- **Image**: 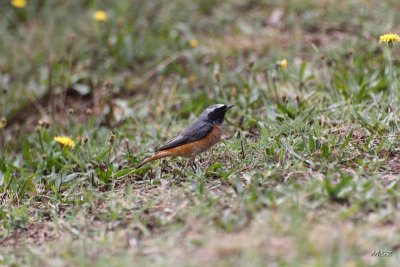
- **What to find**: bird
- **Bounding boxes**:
[136,104,234,169]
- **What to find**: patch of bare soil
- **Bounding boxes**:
[0,223,55,248]
[379,150,400,182]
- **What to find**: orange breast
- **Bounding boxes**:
[157,124,222,158]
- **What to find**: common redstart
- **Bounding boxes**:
[137,104,234,169]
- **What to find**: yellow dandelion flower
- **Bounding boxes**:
[11,0,27,8]
[93,10,108,22]
[188,39,199,48]
[379,33,400,44]
[54,136,75,149]
[276,59,288,69]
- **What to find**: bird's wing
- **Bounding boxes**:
[155,119,213,151]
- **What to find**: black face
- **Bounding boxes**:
[200,104,234,125]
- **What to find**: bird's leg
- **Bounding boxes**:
[190,157,198,171]
[192,158,198,169]
[185,156,196,171]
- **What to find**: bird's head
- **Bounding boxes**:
[199,104,234,125]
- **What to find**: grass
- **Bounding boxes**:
[1,0,400,266]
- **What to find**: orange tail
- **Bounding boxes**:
[136,151,172,168]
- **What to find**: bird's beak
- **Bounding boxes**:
[226,105,235,110]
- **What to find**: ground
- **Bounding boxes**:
[1,0,400,266]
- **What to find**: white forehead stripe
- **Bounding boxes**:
[205,104,226,113]
[207,104,225,111]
